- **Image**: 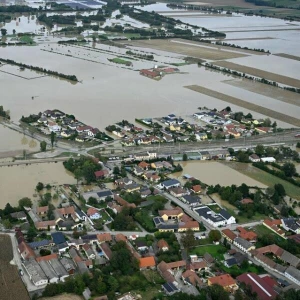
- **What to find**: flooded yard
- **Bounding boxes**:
[0,162,76,208]
[169,160,266,187]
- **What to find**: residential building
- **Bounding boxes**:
[87,207,101,220]
[263,219,286,238]
[281,218,300,234]
[182,270,203,287]
[97,233,112,244]
[234,237,256,253]
[10,211,27,221]
[135,240,148,252]
[159,179,181,190]
[23,259,48,286]
[191,185,201,194]
[222,229,237,244]
[51,232,66,245]
[181,195,201,206]
[36,206,48,215]
[162,282,179,296]
[83,244,96,260]
[169,187,189,198]
[261,157,276,163]
[208,274,238,292]
[139,256,156,270]
[285,266,300,286]
[159,207,184,221]
[237,227,257,242]
[18,242,35,260]
[157,239,169,252]
[236,273,277,300]
[249,154,260,162]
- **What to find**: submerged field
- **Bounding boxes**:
[223,161,300,199]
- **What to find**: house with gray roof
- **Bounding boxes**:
[234,237,256,254]
[23,259,48,287]
[285,266,300,285]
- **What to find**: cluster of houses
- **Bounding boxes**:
[139,67,179,80]
[263,218,300,239]
[27,203,86,231]
[222,223,300,287]
[33,109,102,142]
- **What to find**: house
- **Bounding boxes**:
[255,127,273,134]
[138,161,150,170]
[61,130,75,138]
[237,227,257,242]
[100,242,112,260]
[234,237,256,253]
[181,195,201,207]
[18,242,35,260]
[222,229,237,244]
[88,128,100,137]
[249,154,260,162]
[51,232,66,245]
[159,179,181,190]
[10,211,27,221]
[263,219,285,238]
[189,260,208,272]
[35,220,56,231]
[97,233,112,244]
[87,207,101,220]
[159,207,183,221]
[195,133,207,141]
[219,209,236,225]
[48,123,61,133]
[83,244,96,260]
[60,257,76,275]
[115,233,127,243]
[133,166,144,176]
[191,185,201,194]
[199,151,210,160]
[281,218,300,234]
[139,256,156,270]
[169,187,189,198]
[94,170,109,180]
[140,69,160,79]
[157,239,169,252]
[261,157,276,163]
[162,282,179,296]
[134,151,157,161]
[23,259,48,287]
[37,206,49,215]
[208,274,238,292]
[285,266,300,286]
[135,240,148,252]
[178,221,199,232]
[182,270,203,287]
[236,273,277,300]
[157,261,177,285]
[28,240,52,250]
[203,253,214,265]
[115,177,133,186]
[124,183,141,193]
[240,198,254,205]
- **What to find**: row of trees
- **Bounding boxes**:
[0,105,10,119]
[0,58,78,82]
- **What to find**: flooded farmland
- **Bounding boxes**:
[169,160,266,187]
[0,162,76,208]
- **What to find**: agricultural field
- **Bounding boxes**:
[225,162,300,200]
[224,79,300,107]
[213,61,300,88]
[123,39,247,60]
[0,235,30,300]
[185,85,300,127]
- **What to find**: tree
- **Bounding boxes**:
[12,29,16,35]
[238,183,249,197]
[50,131,56,148]
[36,182,44,192]
[181,229,196,251]
[236,151,249,162]
[282,162,296,177]
[3,219,12,229]
[1,28,7,36]
[40,141,47,151]
[113,166,120,175]
[107,276,119,292]
[263,118,271,127]
[274,183,286,197]
[255,144,265,157]
[19,197,32,208]
[40,249,51,256]
[209,230,221,242]
[183,153,188,161]
[27,226,37,242]
[208,284,230,300]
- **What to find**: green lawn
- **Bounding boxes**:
[109,57,132,66]
[220,263,265,278]
[19,35,35,45]
[253,224,286,247]
[190,244,226,260]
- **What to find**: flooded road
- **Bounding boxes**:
[0,162,76,208]
[169,160,266,187]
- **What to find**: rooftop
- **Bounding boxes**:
[208,274,236,287]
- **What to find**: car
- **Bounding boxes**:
[295,134,300,138]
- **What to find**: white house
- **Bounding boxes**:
[233,237,255,254]
[249,154,260,163]
[48,124,61,133]
[261,157,276,163]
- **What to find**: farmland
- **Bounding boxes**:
[122,39,247,60]
[0,234,30,300]
[185,85,300,127]
[213,61,300,88]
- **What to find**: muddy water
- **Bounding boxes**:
[169,160,266,187]
[0,162,76,208]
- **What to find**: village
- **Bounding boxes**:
[1,134,300,300]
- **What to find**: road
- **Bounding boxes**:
[0,157,70,167]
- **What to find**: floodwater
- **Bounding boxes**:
[0,162,76,208]
[169,160,266,187]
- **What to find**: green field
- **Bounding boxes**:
[252,224,286,247]
[109,57,133,66]
[190,244,226,260]
[19,35,35,45]
[226,162,300,199]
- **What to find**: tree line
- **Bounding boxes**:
[0,58,78,82]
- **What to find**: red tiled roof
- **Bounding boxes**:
[241,198,254,205]
[157,239,169,250]
[36,253,58,262]
[208,274,236,287]
[97,233,112,243]
[139,256,156,268]
[36,206,48,213]
[87,207,99,216]
[167,260,186,269]
[182,270,203,286]
[115,234,127,242]
[192,185,201,193]
[222,229,237,241]
[159,207,183,217]
[140,69,159,77]
[237,227,257,241]
[18,241,35,259]
[179,221,199,229]
[237,273,277,300]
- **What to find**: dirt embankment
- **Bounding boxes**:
[274,53,300,62]
[185,85,300,127]
[213,61,300,88]
[122,39,247,60]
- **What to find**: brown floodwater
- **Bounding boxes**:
[169,160,266,187]
[0,162,76,208]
